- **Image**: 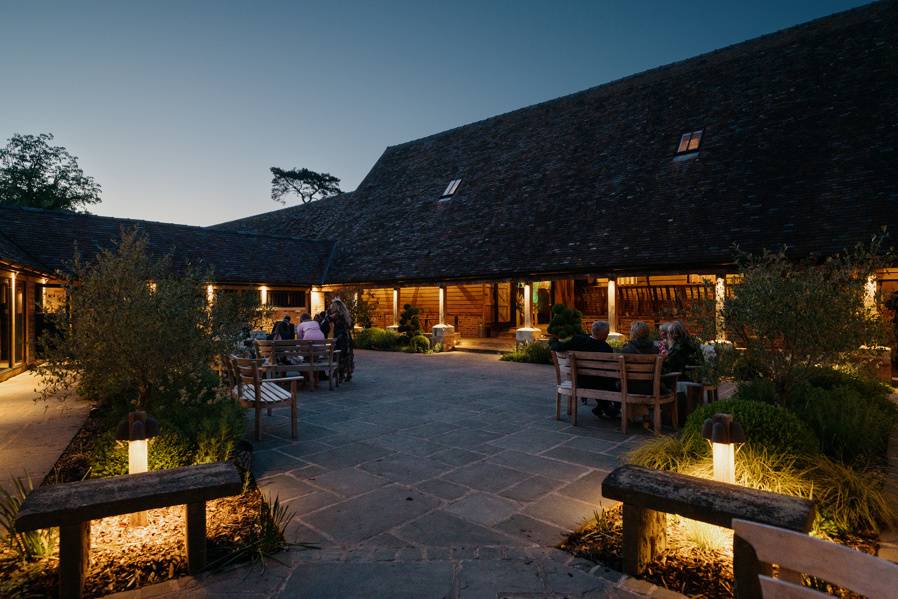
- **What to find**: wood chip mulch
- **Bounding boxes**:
[1,407,279,599]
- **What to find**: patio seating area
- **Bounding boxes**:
[111,349,664,598]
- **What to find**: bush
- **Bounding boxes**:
[91,430,194,477]
[547,304,584,340]
[398,304,421,340]
[807,456,898,535]
[408,334,430,353]
[500,341,553,364]
[732,378,778,404]
[683,399,819,457]
[788,380,898,467]
[355,326,401,350]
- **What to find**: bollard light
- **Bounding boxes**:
[701,413,745,484]
[115,411,160,526]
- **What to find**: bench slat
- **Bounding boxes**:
[16,462,243,530]
[602,465,815,531]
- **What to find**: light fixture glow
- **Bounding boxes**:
[701,413,744,485]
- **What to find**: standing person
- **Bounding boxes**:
[328,299,354,382]
[315,311,331,338]
[296,312,325,341]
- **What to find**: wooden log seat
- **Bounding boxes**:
[15,462,243,599]
[602,465,815,599]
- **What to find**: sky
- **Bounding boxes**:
[0,0,871,226]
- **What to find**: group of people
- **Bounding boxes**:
[268,298,355,382]
[551,318,701,420]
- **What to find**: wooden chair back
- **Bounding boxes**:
[230,355,261,399]
[732,518,898,599]
[569,352,624,384]
[618,353,664,397]
[552,351,573,385]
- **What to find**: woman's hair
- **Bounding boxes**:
[329,299,352,328]
[300,312,311,322]
[629,320,650,340]
[668,320,690,341]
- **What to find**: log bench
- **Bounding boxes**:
[15,462,243,599]
[602,465,815,599]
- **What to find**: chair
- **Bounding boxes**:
[617,353,678,434]
[255,339,318,389]
[552,351,576,422]
[732,518,898,598]
[229,355,300,441]
[303,340,339,390]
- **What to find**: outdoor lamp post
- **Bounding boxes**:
[115,411,160,526]
[701,413,745,484]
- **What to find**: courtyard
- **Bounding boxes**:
[108,349,657,598]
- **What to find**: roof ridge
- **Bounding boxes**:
[384,0,886,151]
[0,204,334,246]
[211,191,354,228]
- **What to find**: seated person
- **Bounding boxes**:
[552,321,619,419]
[663,320,701,378]
[270,315,295,340]
[620,320,660,396]
[296,312,326,341]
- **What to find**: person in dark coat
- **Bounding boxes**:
[552,321,618,419]
[270,315,295,340]
[664,320,702,378]
[327,299,354,382]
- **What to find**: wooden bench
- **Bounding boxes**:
[733,518,898,598]
[15,462,243,599]
[602,465,815,599]
[553,351,678,433]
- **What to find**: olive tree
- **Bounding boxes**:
[37,229,267,411]
[723,237,890,402]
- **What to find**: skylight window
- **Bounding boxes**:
[440,179,462,199]
[676,129,703,155]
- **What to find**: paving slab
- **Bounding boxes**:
[105,351,667,599]
[303,484,439,543]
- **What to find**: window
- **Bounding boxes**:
[268,290,306,308]
[676,129,703,155]
[440,178,462,199]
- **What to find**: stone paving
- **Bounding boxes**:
[113,350,678,598]
[0,370,90,496]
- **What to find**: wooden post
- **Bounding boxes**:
[523,282,533,328]
[438,285,446,325]
[184,502,207,574]
[733,533,769,599]
[621,504,667,576]
[392,287,400,325]
[59,521,90,599]
[715,276,726,340]
[607,278,618,334]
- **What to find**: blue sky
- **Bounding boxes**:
[0,0,869,226]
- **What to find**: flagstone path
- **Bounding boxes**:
[113,350,681,598]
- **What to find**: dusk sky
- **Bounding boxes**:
[1,0,869,226]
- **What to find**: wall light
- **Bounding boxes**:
[701,413,745,484]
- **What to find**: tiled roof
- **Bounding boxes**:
[0,206,335,286]
[214,1,898,284]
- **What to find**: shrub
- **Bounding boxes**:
[683,399,819,457]
[547,303,584,340]
[355,326,401,350]
[626,434,700,471]
[732,378,778,404]
[807,456,898,535]
[500,341,553,364]
[788,381,898,467]
[408,334,430,353]
[720,238,890,401]
[91,430,194,477]
[398,304,421,340]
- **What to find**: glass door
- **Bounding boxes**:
[0,277,10,370]
[14,281,24,365]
